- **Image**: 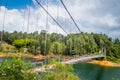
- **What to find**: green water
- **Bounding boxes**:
[73,62,120,80]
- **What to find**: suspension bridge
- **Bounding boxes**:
[35,48,106,72]
[0,0,107,72]
[35,54,106,72]
[35,0,106,71]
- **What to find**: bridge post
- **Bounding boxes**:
[102,48,106,60]
[104,48,106,56]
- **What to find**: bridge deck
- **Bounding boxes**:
[35,54,105,72]
[62,54,105,64]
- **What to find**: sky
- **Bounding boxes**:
[0,0,120,39]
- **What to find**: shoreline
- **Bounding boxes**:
[0,53,70,60]
[0,53,45,59]
[1,53,120,67]
[88,60,120,67]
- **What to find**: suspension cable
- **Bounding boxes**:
[60,0,82,32]
[35,0,68,35]
[56,0,59,34]
[60,0,86,41]
[27,1,31,34]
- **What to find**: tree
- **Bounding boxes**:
[50,42,66,54]
[13,39,36,48]
[114,38,120,44]
[12,39,36,53]
[12,39,25,48]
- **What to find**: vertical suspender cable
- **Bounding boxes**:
[0,0,2,10]
[0,7,6,43]
[56,0,59,34]
[22,10,26,38]
[27,6,30,36]
[44,0,48,55]
[0,1,7,46]
[23,0,29,39]
[43,0,49,68]
[35,12,39,54]
[25,0,31,49]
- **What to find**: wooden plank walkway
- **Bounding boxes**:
[62,54,105,64]
[35,54,105,72]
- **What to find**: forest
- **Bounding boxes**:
[0,30,120,61]
[0,30,120,80]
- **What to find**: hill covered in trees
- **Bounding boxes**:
[0,30,120,61]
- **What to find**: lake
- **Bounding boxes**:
[74,62,120,80]
[0,57,120,80]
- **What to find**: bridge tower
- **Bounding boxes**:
[102,48,106,58]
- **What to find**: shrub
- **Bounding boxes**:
[0,58,38,80]
[41,59,80,80]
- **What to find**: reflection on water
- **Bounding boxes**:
[73,62,120,80]
[1,57,120,80]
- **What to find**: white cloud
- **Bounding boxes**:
[85,14,119,27]
[0,0,120,38]
[0,6,23,32]
[0,6,65,35]
[99,14,119,27]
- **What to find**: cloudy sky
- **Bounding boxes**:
[0,0,120,39]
